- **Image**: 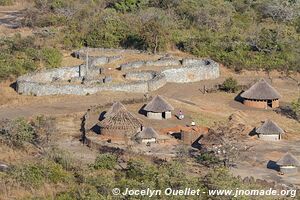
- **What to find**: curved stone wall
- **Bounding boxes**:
[147,73,167,92]
[16,48,220,96]
[162,59,219,83]
[125,71,156,81]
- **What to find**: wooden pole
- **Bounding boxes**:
[85,48,89,78]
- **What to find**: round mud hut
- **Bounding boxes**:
[104,101,126,118]
[256,120,284,141]
[277,153,300,174]
[135,127,159,144]
[241,79,281,109]
[99,106,143,141]
[144,95,174,120]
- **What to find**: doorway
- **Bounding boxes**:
[267,100,272,108]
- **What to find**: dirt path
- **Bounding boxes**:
[0,91,145,120]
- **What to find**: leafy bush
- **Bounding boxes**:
[291,98,300,120]
[8,160,71,188]
[55,185,102,200]
[114,0,148,13]
[0,34,63,80]
[0,0,13,6]
[0,118,36,148]
[45,147,75,171]
[196,152,222,166]
[92,153,117,170]
[41,48,63,68]
[220,77,239,93]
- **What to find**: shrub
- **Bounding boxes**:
[126,159,158,182]
[196,152,222,166]
[45,147,75,171]
[8,160,71,188]
[291,98,300,120]
[0,118,36,148]
[0,0,13,6]
[92,154,117,170]
[114,0,148,13]
[41,48,63,68]
[220,77,239,93]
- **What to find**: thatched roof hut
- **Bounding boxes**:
[256,120,284,135]
[144,95,174,112]
[136,127,159,139]
[277,153,300,166]
[144,95,174,119]
[104,101,126,117]
[241,79,281,108]
[256,120,284,141]
[99,107,143,138]
[241,79,281,100]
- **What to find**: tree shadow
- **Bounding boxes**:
[248,128,257,137]
[275,105,298,121]
[234,90,244,103]
[98,111,107,121]
[120,34,146,50]
[138,104,147,116]
[267,160,279,172]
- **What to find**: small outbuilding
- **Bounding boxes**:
[135,127,159,144]
[104,101,126,118]
[99,106,143,140]
[256,120,284,141]
[143,95,174,120]
[277,153,300,174]
[241,79,281,109]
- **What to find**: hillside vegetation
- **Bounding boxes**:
[0,0,299,80]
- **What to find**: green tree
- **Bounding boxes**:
[221,77,239,93]
[291,98,300,120]
[140,16,169,53]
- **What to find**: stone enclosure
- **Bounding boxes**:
[16,48,220,96]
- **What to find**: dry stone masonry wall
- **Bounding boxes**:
[16,48,220,96]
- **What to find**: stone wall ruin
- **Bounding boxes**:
[16,48,220,96]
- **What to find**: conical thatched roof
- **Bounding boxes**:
[277,153,300,166]
[104,102,126,117]
[99,107,142,132]
[136,127,159,139]
[241,79,281,100]
[144,95,174,113]
[256,120,284,135]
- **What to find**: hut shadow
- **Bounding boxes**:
[10,82,17,91]
[91,124,101,135]
[99,111,106,121]
[267,160,279,172]
[170,132,182,140]
[248,128,257,137]
[234,91,244,103]
[191,135,203,150]
[138,104,147,116]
